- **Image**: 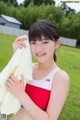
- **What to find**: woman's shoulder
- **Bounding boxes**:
[52,68,70,86]
[57,69,70,80]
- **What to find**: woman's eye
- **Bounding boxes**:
[30,42,36,44]
[43,42,49,44]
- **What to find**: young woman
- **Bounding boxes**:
[6,20,70,120]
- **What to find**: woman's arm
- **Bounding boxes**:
[6,70,70,120]
[46,70,70,120]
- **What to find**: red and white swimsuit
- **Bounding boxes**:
[25,66,60,111]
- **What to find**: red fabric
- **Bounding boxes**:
[25,84,51,110]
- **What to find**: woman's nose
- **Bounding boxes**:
[36,44,43,52]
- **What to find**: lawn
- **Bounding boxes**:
[0,34,80,120]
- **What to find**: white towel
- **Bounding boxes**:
[0,35,32,115]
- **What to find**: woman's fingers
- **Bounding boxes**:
[6,75,24,87]
[6,78,14,88]
[10,75,18,82]
[20,75,24,83]
[12,36,27,53]
[7,76,16,84]
[6,75,25,97]
[16,41,26,48]
[15,36,27,42]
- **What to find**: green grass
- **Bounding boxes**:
[0,34,16,71]
[56,46,80,120]
[0,34,80,120]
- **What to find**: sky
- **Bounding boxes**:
[17,0,80,12]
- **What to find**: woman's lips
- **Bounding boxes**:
[36,53,46,57]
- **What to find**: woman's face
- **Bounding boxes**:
[30,36,59,63]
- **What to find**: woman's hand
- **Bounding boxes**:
[6,75,25,99]
[12,36,27,53]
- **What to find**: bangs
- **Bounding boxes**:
[29,26,44,42]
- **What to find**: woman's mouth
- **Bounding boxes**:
[36,53,46,57]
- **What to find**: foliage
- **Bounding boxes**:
[68,14,80,44]
[0,0,18,6]
[23,0,55,7]
[0,1,7,14]
[60,14,80,44]
[23,0,32,7]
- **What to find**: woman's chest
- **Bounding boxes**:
[25,83,51,110]
[32,68,53,80]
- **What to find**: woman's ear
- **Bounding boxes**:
[55,38,61,48]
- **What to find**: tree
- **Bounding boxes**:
[0,1,7,14]
[23,0,32,7]
[43,0,55,5]
[1,0,18,6]
[23,0,55,7]
[33,0,55,6]
[61,2,76,16]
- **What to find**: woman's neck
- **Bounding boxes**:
[37,60,56,71]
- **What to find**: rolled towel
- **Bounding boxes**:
[0,35,32,115]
